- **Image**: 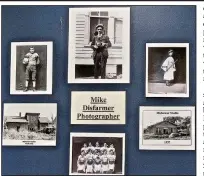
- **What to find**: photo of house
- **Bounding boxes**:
[139,106,195,150]
[143,118,191,140]
[144,120,178,135]
[2,103,57,146]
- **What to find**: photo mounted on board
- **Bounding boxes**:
[146,43,189,97]
[69,133,125,175]
[10,41,53,95]
[139,106,195,150]
[2,103,57,146]
[68,7,130,83]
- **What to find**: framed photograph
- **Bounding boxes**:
[2,103,57,146]
[146,43,189,97]
[71,91,126,125]
[69,132,125,175]
[139,106,195,150]
[10,41,53,94]
[68,7,130,83]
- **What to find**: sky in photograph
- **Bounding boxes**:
[4,104,57,121]
[142,110,191,129]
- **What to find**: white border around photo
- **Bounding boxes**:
[139,106,195,150]
[69,132,125,175]
[145,43,189,97]
[2,103,57,146]
[68,7,130,84]
[10,41,53,95]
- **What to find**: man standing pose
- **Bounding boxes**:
[91,24,112,79]
[161,49,176,86]
[23,47,40,91]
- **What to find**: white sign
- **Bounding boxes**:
[71,91,126,124]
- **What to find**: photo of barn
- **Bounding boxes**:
[2,103,57,144]
[4,112,54,132]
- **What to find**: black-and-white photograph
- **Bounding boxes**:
[2,103,57,146]
[10,42,53,94]
[68,7,130,83]
[69,133,125,175]
[146,43,189,97]
[139,106,195,150]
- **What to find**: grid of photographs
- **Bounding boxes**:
[3,6,195,176]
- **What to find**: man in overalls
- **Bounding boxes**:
[91,24,112,79]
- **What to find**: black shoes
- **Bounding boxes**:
[23,87,36,92]
[23,87,28,92]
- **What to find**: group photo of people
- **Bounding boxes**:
[70,134,124,175]
[77,142,116,174]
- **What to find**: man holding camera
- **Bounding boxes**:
[91,24,112,79]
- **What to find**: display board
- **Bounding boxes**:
[1,5,196,176]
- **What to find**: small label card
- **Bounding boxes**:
[71,91,126,124]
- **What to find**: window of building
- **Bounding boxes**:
[89,11,109,42]
[114,18,123,44]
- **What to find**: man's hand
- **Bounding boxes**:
[102,42,107,47]
[94,45,98,49]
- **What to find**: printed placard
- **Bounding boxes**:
[139,106,195,150]
[71,91,126,124]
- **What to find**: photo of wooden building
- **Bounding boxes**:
[4,112,51,132]
[144,120,178,135]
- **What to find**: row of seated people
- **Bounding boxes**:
[77,142,116,174]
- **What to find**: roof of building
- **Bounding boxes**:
[146,120,177,129]
[39,117,51,123]
[25,113,40,116]
[5,116,28,123]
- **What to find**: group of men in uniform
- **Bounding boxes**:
[77,142,116,174]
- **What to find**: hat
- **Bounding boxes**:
[95,24,104,30]
[168,49,173,53]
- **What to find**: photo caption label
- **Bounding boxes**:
[71,91,126,124]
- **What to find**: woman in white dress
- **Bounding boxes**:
[86,151,94,173]
[77,151,86,173]
[93,151,102,173]
[101,150,109,174]
[108,150,116,173]
[161,49,176,86]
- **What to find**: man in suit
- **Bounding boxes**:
[91,24,112,79]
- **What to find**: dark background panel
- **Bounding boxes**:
[1,5,196,176]
[71,137,123,173]
[16,45,47,90]
[148,47,186,83]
